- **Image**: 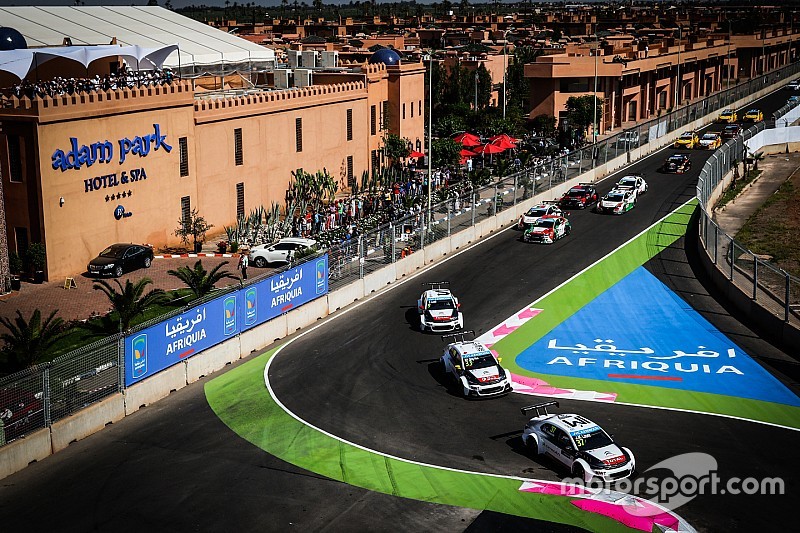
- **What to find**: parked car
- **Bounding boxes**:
[87,243,154,278]
[615,131,640,147]
[249,237,317,268]
[0,388,44,442]
[722,124,742,139]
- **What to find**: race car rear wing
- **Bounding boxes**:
[521,401,559,417]
[578,182,595,187]
[423,281,450,290]
[442,330,475,343]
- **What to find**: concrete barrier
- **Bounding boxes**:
[285,295,329,332]
[450,226,475,250]
[186,336,242,383]
[423,238,451,264]
[124,363,186,415]
[327,280,365,311]
[394,251,424,278]
[363,263,396,294]
[475,216,498,239]
[0,428,52,480]
[50,393,125,453]
[240,314,288,355]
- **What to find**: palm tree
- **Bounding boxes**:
[93,277,167,332]
[167,260,238,300]
[0,309,67,370]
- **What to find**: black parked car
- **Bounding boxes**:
[87,243,154,278]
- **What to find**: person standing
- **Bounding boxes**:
[238,252,249,280]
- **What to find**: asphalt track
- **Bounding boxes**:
[1,91,798,532]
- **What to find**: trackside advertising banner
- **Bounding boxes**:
[125,256,328,386]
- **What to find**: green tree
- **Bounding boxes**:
[564,95,603,138]
[434,113,468,138]
[531,114,557,137]
[382,133,411,170]
[167,260,238,300]
[0,309,67,370]
[507,46,542,113]
[431,138,461,168]
[93,278,168,332]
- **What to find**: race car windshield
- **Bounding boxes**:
[725,126,738,131]
[427,299,455,310]
[572,428,614,450]
[527,208,547,216]
[535,220,555,228]
[463,353,496,369]
[669,156,685,162]
[605,193,624,202]
[618,179,635,186]
[567,190,585,197]
[680,133,694,139]
[702,134,717,140]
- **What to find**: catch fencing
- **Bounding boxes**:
[2,62,800,447]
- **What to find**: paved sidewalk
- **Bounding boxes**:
[0,254,245,324]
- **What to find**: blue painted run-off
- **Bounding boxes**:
[517,267,800,407]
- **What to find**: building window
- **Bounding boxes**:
[418,100,422,117]
[179,137,189,177]
[295,118,303,152]
[234,128,243,166]
[411,102,414,118]
[346,109,353,141]
[658,91,667,109]
[370,105,376,135]
[8,136,22,183]
[236,182,245,219]
[181,196,191,226]
[371,150,379,175]
[346,155,354,188]
[402,103,406,120]
[382,101,390,130]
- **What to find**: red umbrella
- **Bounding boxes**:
[490,134,518,150]
[453,132,481,147]
[472,143,507,155]
[459,148,476,158]
[489,133,520,144]
[408,150,425,158]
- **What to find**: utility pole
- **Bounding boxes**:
[593,25,599,142]
[503,30,508,119]
[427,50,433,242]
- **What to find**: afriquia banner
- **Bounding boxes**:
[125,255,328,386]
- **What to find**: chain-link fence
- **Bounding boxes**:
[3,63,800,448]
[695,123,800,327]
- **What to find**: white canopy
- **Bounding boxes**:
[0,44,179,80]
[0,5,274,73]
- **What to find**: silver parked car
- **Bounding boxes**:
[249,237,317,267]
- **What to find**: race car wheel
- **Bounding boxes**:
[572,463,586,482]
[526,435,539,455]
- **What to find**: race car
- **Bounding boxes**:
[521,402,636,482]
[661,154,692,173]
[698,132,722,150]
[787,79,800,91]
[717,109,738,123]
[742,109,764,122]
[516,203,563,230]
[614,174,648,195]
[673,131,699,149]
[440,332,512,398]
[522,215,571,244]
[417,282,464,333]
[722,124,742,139]
[559,183,598,209]
[788,95,800,106]
[596,188,636,215]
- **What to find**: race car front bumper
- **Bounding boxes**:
[420,318,462,332]
[588,462,635,482]
[466,380,512,398]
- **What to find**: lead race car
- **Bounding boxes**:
[521,402,636,483]
[440,331,512,398]
[417,281,464,333]
[522,215,571,244]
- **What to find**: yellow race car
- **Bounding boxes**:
[698,132,722,150]
[717,109,738,123]
[743,109,764,122]
[673,131,699,149]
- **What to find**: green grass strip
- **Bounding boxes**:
[493,199,800,430]
[205,349,643,532]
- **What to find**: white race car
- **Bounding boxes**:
[417,282,464,333]
[614,174,648,195]
[440,332,512,398]
[521,402,636,482]
[596,188,636,215]
[516,203,563,229]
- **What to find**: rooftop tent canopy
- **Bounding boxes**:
[0,43,179,80]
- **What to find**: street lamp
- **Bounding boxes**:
[675,26,682,107]
[593,27,599,143]
[502,29,509,119]
[427,50,433,241]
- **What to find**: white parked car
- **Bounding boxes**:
[249,237,317,267]
[787,79,800,91]
[417,282,464,333]
[521,402,636,482]
[440,332,511,398]
[615,130,640,147]
[614,174,648,195]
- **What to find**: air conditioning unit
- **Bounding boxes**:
[301,50,318,69]
[287,50,301,68]
[319,51,339,68]
[274,69,292,89]
[295,68,313,87]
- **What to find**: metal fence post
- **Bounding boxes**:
[118,334,125,392]
[43,366,51,427]
[786,272,791,322]
[513,174,518,206]
[730,239,735,280]
[753,256,758,300]
[714,224,718,264]
[390,222,395,263]
[358,235,365,278]
[447,202,451,236]
[471,192,476,226]
[493,184,498,216]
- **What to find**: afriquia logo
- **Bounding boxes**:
[164,308,207,357]
[51,124,171,171]
[223,296,237,335]
[245,288,257,326]
[315,258,326,294]
[132,334,147,378]
[561,452,784,514]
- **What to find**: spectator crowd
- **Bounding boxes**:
[7,67,175,99]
